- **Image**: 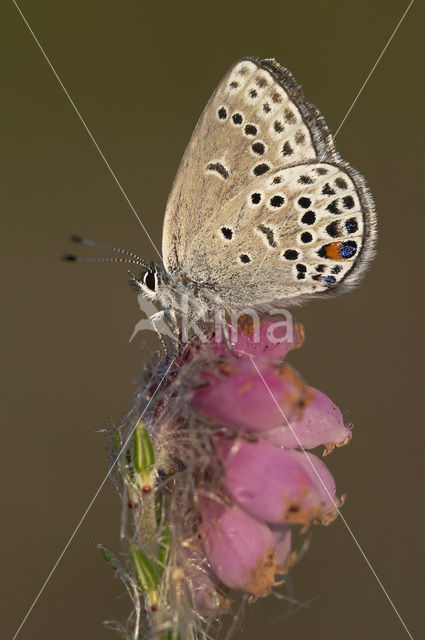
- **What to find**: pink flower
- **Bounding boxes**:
[264,386,352,454]
[284,449,341,525]
[186,316,349,596]
[124,316,349,612]
[211,314,305,361]
[193,359,311,434]
[198,496,277,596]
[215,438,333,525]
[192,341,351,454]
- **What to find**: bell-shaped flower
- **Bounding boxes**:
[198,496,277,596]
[263,387,352,453]
[215,439,330,525]
[193,359,310,434]
[211,314,305,361]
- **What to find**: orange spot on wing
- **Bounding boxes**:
[325,242,343,260]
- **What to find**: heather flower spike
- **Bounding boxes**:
[93,53,373,640]
[101,310,355,639]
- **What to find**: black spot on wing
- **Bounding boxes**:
[220,226,233,240]
[270,195,285,207]
[326,221,341,238]
[335,177,348,189]
[298,174,314,185]
[252,142,265,155]
[300,231,313,243]
[245,124,258,136]
[322,183,336,196]
[283,249,299,260]
[282,141,293,156]
[326,200,341,215]
[301,211,316,225]
[257,224,277,248]
[284,108,296,123]
[206,162,229,179]
[253,163,270,176]
[298,197,311,208]
[345,217,359,234]
[343,195,355,209]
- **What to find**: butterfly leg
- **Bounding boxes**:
[220,314,240,359]
[148,310,170,354]
[150,309,183,352]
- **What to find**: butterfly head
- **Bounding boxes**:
[131,263,164,301]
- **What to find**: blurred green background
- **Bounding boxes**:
[1,1,423,638]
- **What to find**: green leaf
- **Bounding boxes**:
[111,428,122,456]
[99,545,121,572]
[133,420,155,491]
[129,541,158,609]
[133,420,154,473]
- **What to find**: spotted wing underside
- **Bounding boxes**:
[185,161,375,308]
[162,57,332,269]
[162,57,375,308]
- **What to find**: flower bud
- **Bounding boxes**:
[211,314,304,360]
[216,439,324,525]
[284,450,341,524]
[264,387,352,452]
[199,497,276,596]
[193,360,310,434]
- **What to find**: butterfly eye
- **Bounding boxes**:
[143,270,157,292]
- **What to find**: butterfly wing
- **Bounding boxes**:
[162,57,375,308]
[183,161,375,308]
[162,57,331,269]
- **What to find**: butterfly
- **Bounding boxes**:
[69,57,376,323]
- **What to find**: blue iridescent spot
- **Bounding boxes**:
[322,276,336,284]
[345,217,358,234]
[339,241,357,259]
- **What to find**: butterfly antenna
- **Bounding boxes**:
[69,235,149,267]
[62,254,148,267]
